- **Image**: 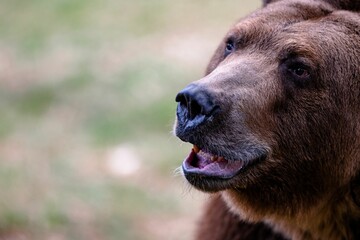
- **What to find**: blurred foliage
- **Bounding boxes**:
[0,0,260,239]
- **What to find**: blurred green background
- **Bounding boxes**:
[0,1,260,239]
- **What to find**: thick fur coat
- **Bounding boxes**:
[174,0,360,239]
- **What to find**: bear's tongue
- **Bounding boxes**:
[182,145,244,179]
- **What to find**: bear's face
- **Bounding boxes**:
[174,0,360,218]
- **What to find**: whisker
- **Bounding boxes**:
[173,166,184,177]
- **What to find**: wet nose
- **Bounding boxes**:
[175,84,218,121]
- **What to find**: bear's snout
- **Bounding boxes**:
[175,84,220,140]
[175,84,218,120]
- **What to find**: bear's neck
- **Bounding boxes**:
[223,189,360,240]
[274,196,360,240]
[266,191,360,240]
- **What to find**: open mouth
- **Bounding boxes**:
[182,145,245,179]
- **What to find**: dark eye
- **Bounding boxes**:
[224,40,235,57]
[290,66,310,78]
[280,58,314,88]
[288,64,310,79]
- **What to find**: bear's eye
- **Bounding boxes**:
[291,67,309,78]
[280,59,313,88]
[224,39,235,57]
[288,64,310,79]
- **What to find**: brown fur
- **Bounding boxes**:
[174,0,360,239]
[195,194,287,240]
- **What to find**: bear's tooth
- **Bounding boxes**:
[193,145,200,153]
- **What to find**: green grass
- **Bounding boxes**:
[0,0,261,239]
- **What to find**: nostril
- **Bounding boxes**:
[176,90,200,120]
[189,100,202,120]
[175,92,187,107]
[175,85,218,121]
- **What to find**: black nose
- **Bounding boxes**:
[175,84,218,121]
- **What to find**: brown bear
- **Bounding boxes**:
[174,0,360,239]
